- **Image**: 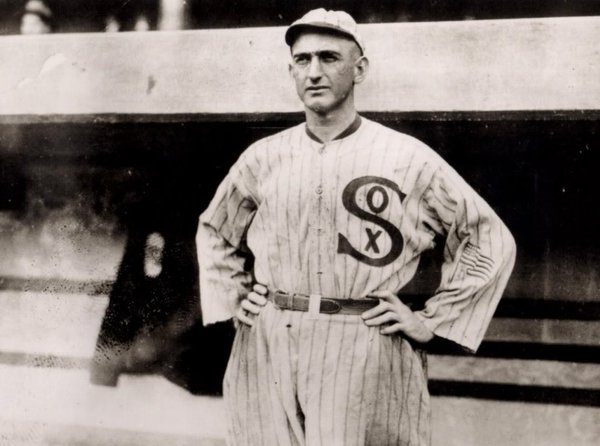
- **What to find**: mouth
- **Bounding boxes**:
[305,86,329,93]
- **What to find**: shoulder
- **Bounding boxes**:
[229,123,303,177]
[244,123,304,158]
[361,117,445,166]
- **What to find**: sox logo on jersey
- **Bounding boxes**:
[338,175,406,267]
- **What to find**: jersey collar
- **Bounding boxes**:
[305,114,362,143]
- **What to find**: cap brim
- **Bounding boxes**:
[285,23,363,54]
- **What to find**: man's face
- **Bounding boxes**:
[289,31,363,115]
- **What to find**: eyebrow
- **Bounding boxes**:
[292,50,342,59]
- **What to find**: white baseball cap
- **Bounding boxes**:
[285,8,365,55]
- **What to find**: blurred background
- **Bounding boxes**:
[0,1,599,445]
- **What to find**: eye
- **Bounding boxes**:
[293,55,310,66]
[320,53,338,63]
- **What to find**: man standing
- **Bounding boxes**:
[197,8,516,445]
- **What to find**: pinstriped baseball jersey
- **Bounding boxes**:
[197,116,516,352]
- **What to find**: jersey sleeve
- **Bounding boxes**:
[196,149,260,325]
[414,161,516,353]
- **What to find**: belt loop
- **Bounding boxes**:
[308,294,321,319]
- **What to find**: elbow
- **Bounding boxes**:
[501,225,517,276]
[506,226,517,263]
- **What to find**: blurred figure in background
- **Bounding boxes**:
[103,0,156,32]
[20,0,53,34]
[104,14,120,33]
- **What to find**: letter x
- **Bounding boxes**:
[364,228,382,253]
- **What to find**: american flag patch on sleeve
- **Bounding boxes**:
[459,242,495,281]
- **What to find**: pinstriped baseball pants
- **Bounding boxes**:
[223,302,431,446]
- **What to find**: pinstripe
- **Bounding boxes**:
[329,318,347,442]
[224,330,241,443]
[331,142,343,296]
[434,177,457,209]
[341,134,361,298]
[208,192,229,230]
[384,337,395,445]
[316,142,325,293]
[301,318,317,412]
[253,323,266,445]
[238,151,259,191]
[244,326,253,445]
[394,341,405,445]
[257,136,275,286]
[403,349,415,445]
[316,319,332,445]
[369,326,383,438]
[385,340,396,446]
[473,274,504,346]
[342,321,360,445]
[265,137,281,286]
[296,132,307,282]
[273,133,287,289]
[284,140,295,292]
[266,307,283,444]
[353,325,371,445]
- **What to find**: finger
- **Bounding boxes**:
[379,323,404,335]
[247,291,267,306]
[253,283,268,295]
[235,308,254,326]
[367,291,397,303]
[361,302,391,320]
[362,312,397,327]
[241,298,262,315]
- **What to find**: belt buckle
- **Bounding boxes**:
[274,290,292,311]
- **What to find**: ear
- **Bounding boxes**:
[288,62,294,78]
[353,56,369,85]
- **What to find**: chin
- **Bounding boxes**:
[304,98,333,114]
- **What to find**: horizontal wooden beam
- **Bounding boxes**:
[1,16,599,118]
[430,381,600,407]
[1,109,600,125]
[429,355,600,390]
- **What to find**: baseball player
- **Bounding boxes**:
[197,8,516,445]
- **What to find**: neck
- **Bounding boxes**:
[305,101,358,143]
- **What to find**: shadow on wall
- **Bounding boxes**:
[90,201,235,395]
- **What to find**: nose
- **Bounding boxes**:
[307,56,323,81]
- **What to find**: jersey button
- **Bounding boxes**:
[315,185,323,195]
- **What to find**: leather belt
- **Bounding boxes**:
[268,290,378,315]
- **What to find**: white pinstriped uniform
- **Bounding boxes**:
[197,116,516,445]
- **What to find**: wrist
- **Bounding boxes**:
[407,319,434,344]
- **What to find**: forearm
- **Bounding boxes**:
[416,223,516,352]
[197,221,253,325]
